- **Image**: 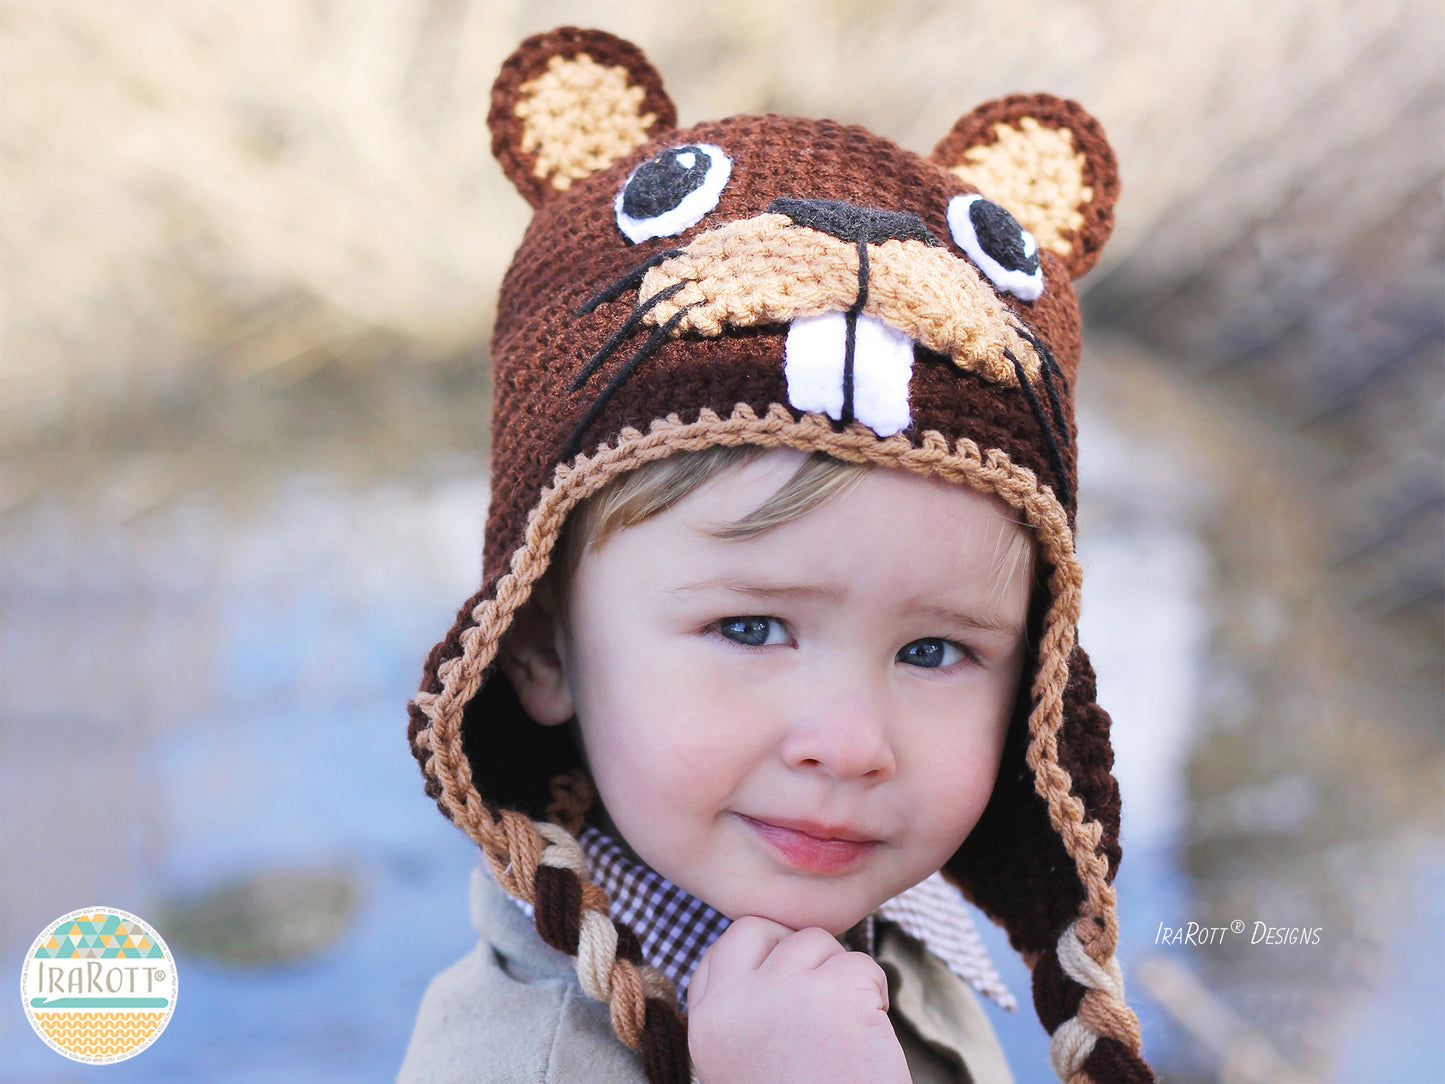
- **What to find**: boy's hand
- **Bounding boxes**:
[686,916,911,1084]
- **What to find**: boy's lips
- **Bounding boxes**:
[737,813,882,874]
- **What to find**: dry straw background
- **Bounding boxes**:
[2,2,1441,1082]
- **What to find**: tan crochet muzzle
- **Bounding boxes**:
[406,26,1151,1084]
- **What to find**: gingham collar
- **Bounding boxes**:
[515,826,1014,1011]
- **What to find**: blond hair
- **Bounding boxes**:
[541,445,1035,616]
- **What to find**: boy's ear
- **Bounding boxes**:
[489,27,677,208]
[932,93,1119,278]
[498,594,575,727]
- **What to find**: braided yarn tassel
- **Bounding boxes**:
[1031,920,1151,1084]
[484,812,693,1083]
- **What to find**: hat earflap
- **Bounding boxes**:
[949,639,1152,1084]
[409,412,697,1083]
[1031,646,1152,1084]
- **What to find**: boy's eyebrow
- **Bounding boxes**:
[668,577,844,603]
[910,602,1024,637]
[667,577,1023,636]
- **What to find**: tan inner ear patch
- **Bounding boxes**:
[515,53,657,192]
[949,117,1091,257]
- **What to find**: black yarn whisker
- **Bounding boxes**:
[561,303,700,462]
[570,281,688,392]
[1007,347,1071,508]
[852,238,871,315]
[841,237,872,426]
[1013,323,1070,448]
[1012,322,1067,390]
[1037,362,1069,448]
[574,248,685,316]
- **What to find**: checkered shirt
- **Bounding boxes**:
[513,825,1014,1011]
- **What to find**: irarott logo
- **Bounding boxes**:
[20,907,178,1063]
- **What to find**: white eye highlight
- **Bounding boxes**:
[615,143,732,244]
[946,193,1045,302]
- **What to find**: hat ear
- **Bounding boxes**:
[489,27,677,209]
[933,94,1119,278]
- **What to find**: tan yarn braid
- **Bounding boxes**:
[410,402,1144,1082]
[416,704,685,1074]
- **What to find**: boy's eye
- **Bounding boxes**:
[896,637,969,669]
[614,143,732,244]
[715,616,789,648]
[945,193,1045,302]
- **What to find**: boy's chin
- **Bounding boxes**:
[718,894,877,937]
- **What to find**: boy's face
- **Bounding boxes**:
[533,451,1030,935]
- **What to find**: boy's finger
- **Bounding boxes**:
[758,926,847,976]
[687,952,711,1008]
[819,950,891,1011]
[694,915,795,983]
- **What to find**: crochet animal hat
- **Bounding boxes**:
[408,27,1151,1084]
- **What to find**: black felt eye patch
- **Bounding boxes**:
[946,193,1045,303]
[967,199,1038,274]
[621,146,711,219]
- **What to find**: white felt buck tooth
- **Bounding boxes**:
[784,312,914,437]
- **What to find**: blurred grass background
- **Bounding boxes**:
[2,2,1441,1081]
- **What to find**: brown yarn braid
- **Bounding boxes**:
[407,727,690,1081]
[410,403,1150,1082]
[1033,927,1149,1084]
[528,823,691,1082]
[542,771,693,1079]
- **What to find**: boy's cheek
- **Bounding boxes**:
[612,654,777,742]
[587,709,727,801]
[919,752,1006,844]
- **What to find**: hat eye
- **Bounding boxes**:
[614,144,731,244]
[946,193,1045,302]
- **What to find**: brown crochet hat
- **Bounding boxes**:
[407,26,1150,1084]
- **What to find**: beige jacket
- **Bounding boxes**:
[398,866,1014,1083]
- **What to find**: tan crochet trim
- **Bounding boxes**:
[515,53,657,191]
[411,402,1127,1071]
[949,117,1091,258]
[638,214,1043,385]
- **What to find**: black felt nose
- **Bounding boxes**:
[769,197,940,247]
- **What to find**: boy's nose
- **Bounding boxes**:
[779,691,896,783]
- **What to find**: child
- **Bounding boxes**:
[400,26,1152,1084]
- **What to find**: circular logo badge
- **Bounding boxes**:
[20,907,177,1063]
